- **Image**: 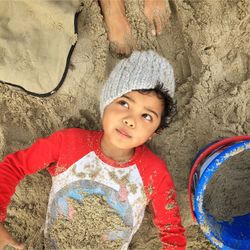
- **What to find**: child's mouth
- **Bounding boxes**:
[116,128,131,138]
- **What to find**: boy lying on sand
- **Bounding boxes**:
[0,50,186,249]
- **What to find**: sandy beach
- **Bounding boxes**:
[1,0,249,249]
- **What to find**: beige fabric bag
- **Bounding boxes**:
[0,0,80,95]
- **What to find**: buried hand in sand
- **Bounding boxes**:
[99,0,136,55]
[144,0,171,36]
[99,0,171,55]
[0,223,24,250]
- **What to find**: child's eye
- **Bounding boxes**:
[118,100,129,108]
[142,113,152,121]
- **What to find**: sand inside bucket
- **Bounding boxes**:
[204,148,250,222]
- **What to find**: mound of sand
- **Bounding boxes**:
[47,195,128,249]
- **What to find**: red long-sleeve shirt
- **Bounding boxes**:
[0,128,186,249]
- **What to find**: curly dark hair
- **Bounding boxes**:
[137,82,177,134]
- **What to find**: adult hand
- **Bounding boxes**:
[0,223,25,250]
[144,0,171,36]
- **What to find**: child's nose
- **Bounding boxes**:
[123,117,135,128]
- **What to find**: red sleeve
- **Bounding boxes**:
[149,164,186,249]
[0,130,62,222]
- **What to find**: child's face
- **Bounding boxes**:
[102,90,164,151]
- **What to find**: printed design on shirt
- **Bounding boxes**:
[45,151,147,248]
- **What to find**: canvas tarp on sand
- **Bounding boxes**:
[0,0,81,96]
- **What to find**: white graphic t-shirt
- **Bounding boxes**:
[0,128,186,249]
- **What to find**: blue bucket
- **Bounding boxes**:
[189,137,250,249]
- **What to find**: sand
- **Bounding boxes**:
[204,149,250,221]
[1,0,250,249]
[47,195,128,249]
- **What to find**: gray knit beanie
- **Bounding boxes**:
[100,50,175,116]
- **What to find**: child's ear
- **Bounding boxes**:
[148,132,158,141]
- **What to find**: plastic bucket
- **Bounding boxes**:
[188,136,250,249]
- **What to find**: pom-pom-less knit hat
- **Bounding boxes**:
[100,50,175,116]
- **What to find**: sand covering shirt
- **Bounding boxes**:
[0,128,186,249]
